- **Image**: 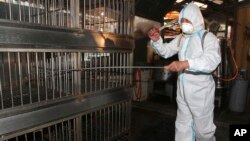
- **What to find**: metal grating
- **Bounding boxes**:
[1,100,131,141]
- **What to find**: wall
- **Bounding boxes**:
[236,6,250,112]
[236,7,250,77]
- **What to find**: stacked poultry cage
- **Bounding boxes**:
[0,0,134,140]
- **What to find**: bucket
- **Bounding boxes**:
[229,79,249,112]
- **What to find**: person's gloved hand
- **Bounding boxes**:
[147,27,160,42]
[164,61,189,72]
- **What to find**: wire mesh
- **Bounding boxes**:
[2,100,131,141]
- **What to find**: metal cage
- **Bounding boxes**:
[0,0,134,35]
[0,0,134,140]
[0,50,132,110]
[2,100,131,141]
[0,0,79,28]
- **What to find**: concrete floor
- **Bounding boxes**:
[131,94,250,141]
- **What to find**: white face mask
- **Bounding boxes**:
[181,23,194,34]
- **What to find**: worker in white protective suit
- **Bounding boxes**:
[147,3,221,141]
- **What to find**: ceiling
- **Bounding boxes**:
[135,0,176,22]
[135,0,247,23]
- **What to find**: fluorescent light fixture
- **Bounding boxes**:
[176,0,184,3]
[194,1,208,9]
[213,0,223,5]
[208,0,223,4]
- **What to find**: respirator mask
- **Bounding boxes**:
[181,23,194,34]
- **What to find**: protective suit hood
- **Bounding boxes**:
[178,3,205,32]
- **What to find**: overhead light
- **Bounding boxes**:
[194,1,208,9]
[176,0,184,3]
[213,0,223,5]
[165,11,179,20]
[209,0,223,5]
[100,12,104,16]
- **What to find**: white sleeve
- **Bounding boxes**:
[187,33,221,73]
[150,35,181,59]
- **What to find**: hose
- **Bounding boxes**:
[134,68,142,101]
[214,44,239,82]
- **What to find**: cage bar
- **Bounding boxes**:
[0,50,132,110]
[0,1,134,141]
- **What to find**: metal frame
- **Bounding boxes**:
[0,0,79,28]
[0,50,133,111]
[0,0,134,35]
[81,0,134,35]
[0,0,134,140]
[1,99,131,141]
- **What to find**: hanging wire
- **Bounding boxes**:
[213,44,239,82]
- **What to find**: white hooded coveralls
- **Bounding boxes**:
[151,3,221,141]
